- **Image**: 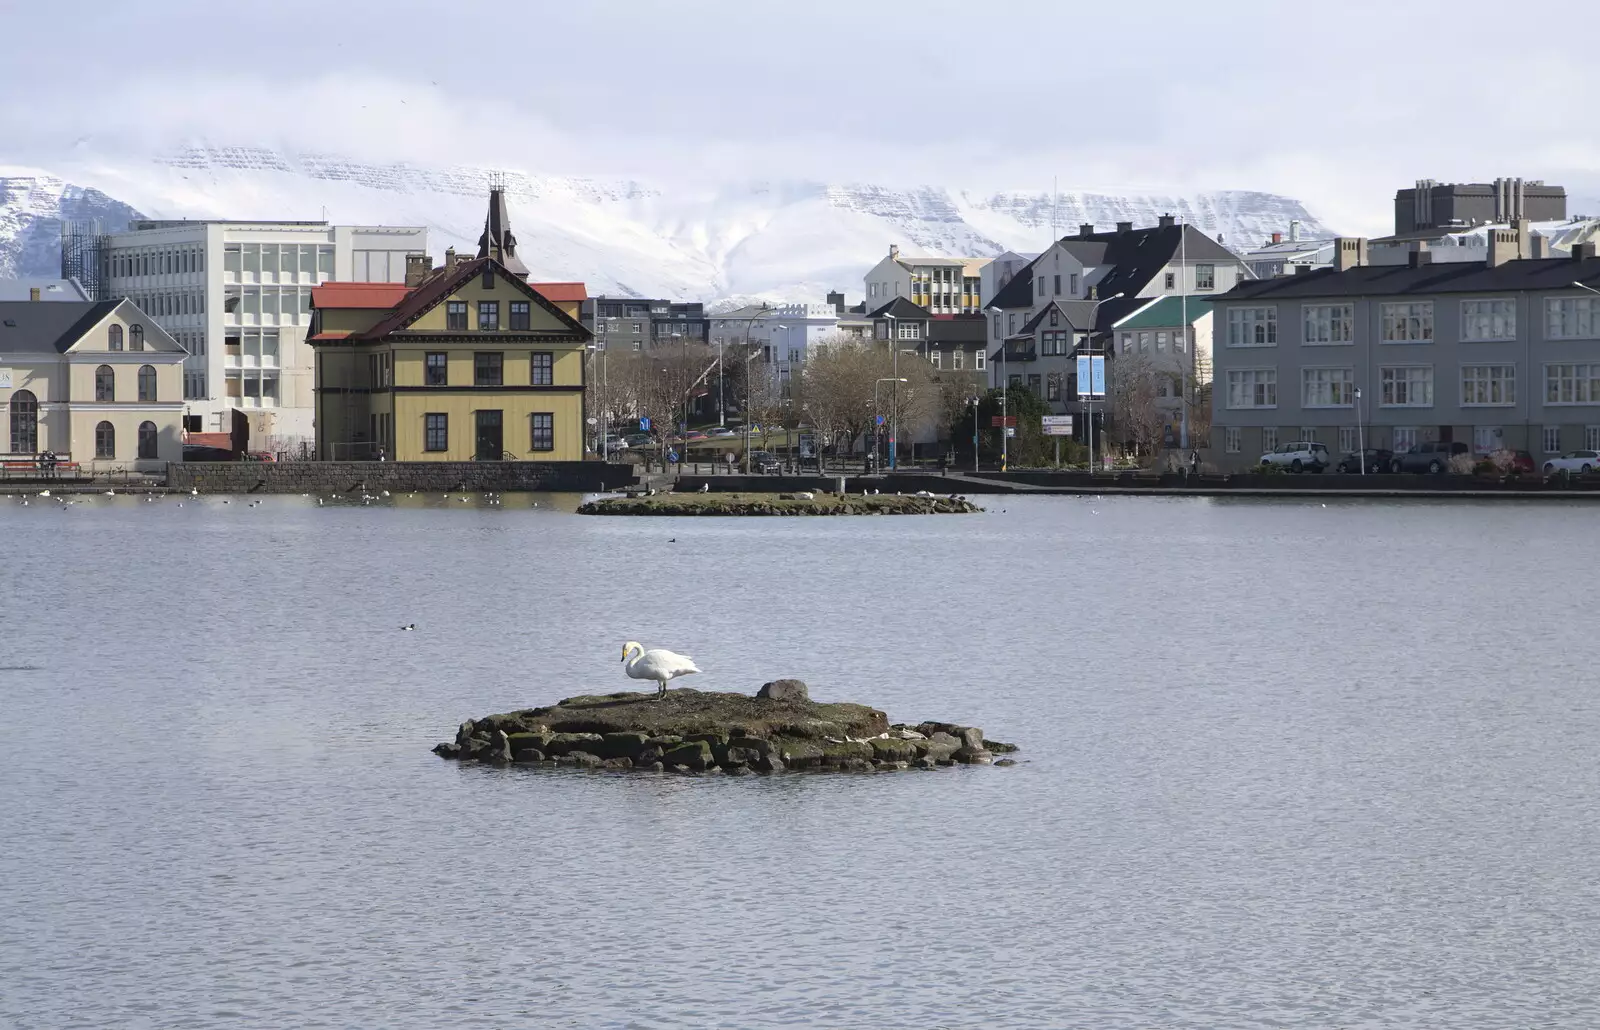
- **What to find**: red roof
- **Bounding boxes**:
[308,330,354,341]
[310,283,412,310]
[531,282,587,303]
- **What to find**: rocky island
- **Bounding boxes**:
[577,492,982,516]
[432,679,1017,774]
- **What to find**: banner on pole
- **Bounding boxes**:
[1076,355,1106,398]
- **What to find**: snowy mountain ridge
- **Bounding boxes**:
[0,144,1338,302]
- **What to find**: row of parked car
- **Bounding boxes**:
[1259,441,1600,475]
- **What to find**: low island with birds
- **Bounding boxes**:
[577,491,982,516]
[433,641,1016,774]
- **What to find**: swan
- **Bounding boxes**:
[621,641,701,699]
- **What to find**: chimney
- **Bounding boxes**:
[1513,217,1531,259]
[1531,234,1549,259]
[1079,223,1095,238]
[29,287,41,302]
[1157,213,1175,228]
[1333,237,1369,271]
[1270,231,1283,245]
[826,290,844,315]
[1289,219,1301,242]
[444,246,458,270]
[1408,246,1433,269]
[1115,221,1133,234]
[1487,228,1519,268]
[1571,242,1597,261]
[404,253,434,287]
[889,244,900,260]
[1294,264,1312,275]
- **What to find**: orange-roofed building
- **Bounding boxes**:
[530,282,587,321]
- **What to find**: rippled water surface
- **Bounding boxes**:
[3,492,1599,1028]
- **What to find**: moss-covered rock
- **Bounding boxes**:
[661,740,713,770]
[868,738,919,762]
[597,731,650,759]
[543,732,605,756]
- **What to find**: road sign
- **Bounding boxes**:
[1041,415,1071,427]
[876,415,886,425]
[990,415,1016,427]
[1043,424,1073,436]
[639,417,651,431]
[1005,427,1016,438]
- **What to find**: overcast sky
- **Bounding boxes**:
[4,0,1598,232]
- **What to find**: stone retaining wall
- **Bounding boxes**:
[167,461,637,495]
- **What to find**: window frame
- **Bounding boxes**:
[94,420,115,459]
[446,301,468,331]
[95,364,115,402]
[137,364,158,403]
[137,420,158,459]
[424,352,448,386]
[1543,362,1600,405]
[1225,367,1278,409]
[1195,264,1215,291]
[1301,366,1355,408]
[1545,296,1600,341]
[424,413,449,452]
[1379,364,1435,407]
[1380,301,1434,344]
[1226,306,1278,348]
[1460,363,1516,407]
[1302,303,1354,346]
[473,351,504,387]
[509,301,531,331]
[530,412,555,452]
[108,325,124,351]
[530,351,554,386]
[478,300,500,331]
[1224,426,1240,453]
[1460,298,1517,342]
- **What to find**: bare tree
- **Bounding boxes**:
[1110,352,1171,458]
[800,336,937,464]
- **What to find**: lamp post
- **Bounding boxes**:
[1081,291,1124,473]
[984,305,1006,470]
[969,394,981,471]
[736,304,772,474]
[1573,281,1600,296]
[875,377,907,471]
[1355,386,1365,475]
[586,341,610,459]
[881,313,901,469]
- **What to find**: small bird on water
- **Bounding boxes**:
[400,624,416,631]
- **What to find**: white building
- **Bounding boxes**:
[1367,217,1600,267]
[98,220,427,452]
[710,302,841,399]
[862,245,990,315]
[979,251,1037,310]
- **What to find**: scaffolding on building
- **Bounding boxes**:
[60,220,106,300]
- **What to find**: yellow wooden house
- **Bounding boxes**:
[308,257,592,461]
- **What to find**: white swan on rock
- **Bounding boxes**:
[621,641,701,699]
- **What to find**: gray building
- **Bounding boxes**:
[1394,177,1565,237]
[1209,233,1600,468]
[581,297,708,351]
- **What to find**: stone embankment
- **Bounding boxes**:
[432,680,1017,774]
[577,492,981,516]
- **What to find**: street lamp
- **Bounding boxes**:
[1081,291,1124,473]
[1573,281,1600,296]
[983,305,1006,471]
[881,312,902,468]
[734,304,772,473]
[585,341,609,459]
[875,377,907,472]
[1354,386,1365,476]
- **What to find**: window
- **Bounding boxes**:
[897,323,920,340]
[1156,331,1168,353]
[1035,276,1045,301]
[1461,299,1516,341]
[1461,364,1515,406]
[130,324,145,351]
[1046,372,1061,401]
[1027,374,1042,396]
[1262,427,1279,451]
[1053,274,1061,295]
[1224,426,1240,453]
[1380,365,1434,407]
[478,301,499,331]
[1164,272,1176,290]
[1226,368,1277,409]
[425,413,448,451]
[1544,426,1562,453]
[95,421,114,459]
[1544,363,1600,404]
[1041,331,1069,356]
[1381,302,1434,343]
[474,352,503,386]
[1302,367,1354,407]
[9,389,37,453]
[632,322,642,333]
[1195,264,1215,290]
[108,325,123,351]
[1008,313,1016,335]
[1303,304,1354,345]
[531,412,554,451]
[991,313,1001,338]
[1173,328,1186,353]
[1009,373,1023,389]
[1049,308,1059,327]
[1473,426,1504,455]
[1226,307,1278,347]
[1299,428,1318,443]
[1119,333,1132,354]
[446,302,468,331]
[930,350,941,369]
[1339,426,1358,453]
[531,351,554,385]
[1546,296,1600,340]
[138,365,157,402]
[1138,332,1151,353]
[1394,427,1420,452]
[952,348,964,371]
[510,301,531,330]
[1070,274,1079,296]
[1588,426,1600,452]
[975,349,985,371]
[95,364,115,401]
[137,421,157,459]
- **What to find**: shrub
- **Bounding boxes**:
[1448,452,1478,475]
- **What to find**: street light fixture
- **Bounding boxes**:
[875,377,907,472]
[983,305,1006,470]
[881,313,902,468]
[1573,281,1600,296]
[1080,291,1124,473]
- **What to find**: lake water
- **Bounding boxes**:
[3,493,1598,1028]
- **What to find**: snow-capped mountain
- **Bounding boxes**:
[1,145,1337,302]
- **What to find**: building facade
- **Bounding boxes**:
[863,245,989,315]
[1209,240,1600,467]
[0,279,93,302]
[97,220,428,453]
[1395,177,1565,236]
[309,257,591,461]
[581,297,709,352]
[1,297,186,469]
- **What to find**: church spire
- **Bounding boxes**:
[475,180,529,278]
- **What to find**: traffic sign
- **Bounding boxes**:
[990,415,1016,427]
[876,415,886,425]
[1041,415,1071,427]
[639,417,651,431]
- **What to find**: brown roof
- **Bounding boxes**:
[360,257,591,340]
[310,283,411,309]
